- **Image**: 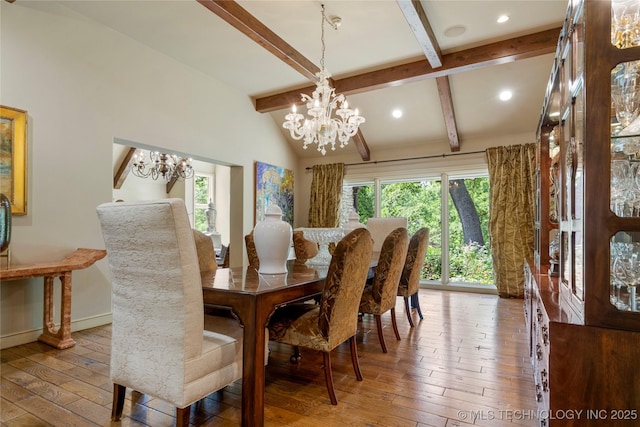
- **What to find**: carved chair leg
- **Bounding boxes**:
[176,405,191,427]
[411,292,424,320]
[322,352,338,405]
[403,296,415,327]
[391,308,401,341]
[349,336,363,381]
[111,383,126,421]
[374,314,388,353]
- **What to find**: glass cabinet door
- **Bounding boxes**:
[609,1,640,314]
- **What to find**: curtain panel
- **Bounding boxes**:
[308,163,344,228]
[486,143,536,298]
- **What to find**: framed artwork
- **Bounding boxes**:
[254,161,293,226]
[0,106,27,215]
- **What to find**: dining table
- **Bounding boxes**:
[201,255,378,427]
[201,260,326,427]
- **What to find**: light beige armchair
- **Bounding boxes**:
[366,217,408,254]
[96,198,243,426]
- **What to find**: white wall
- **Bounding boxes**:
[0,2,297,348]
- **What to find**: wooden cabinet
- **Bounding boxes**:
[528,1,640,425]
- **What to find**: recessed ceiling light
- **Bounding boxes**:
[443,25,466,37]
[392,109,403,118]
[497,15,510,23]
[499,90,513,101]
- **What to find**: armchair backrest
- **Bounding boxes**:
[96,199,204,382]
[318,228,373,347]
[371,227,409,311]
[366,217,408,253]
[400,228,429,296]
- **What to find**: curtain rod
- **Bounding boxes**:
[305,149,486,170]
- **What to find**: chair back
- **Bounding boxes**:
[318,228,373,347]
[371,227,409,311]
[366,217,408,253]
[399,228,429,296]
[193,229,218,274]
[96,199,204,384]
[244,231,259,269]
[293,229,319,261]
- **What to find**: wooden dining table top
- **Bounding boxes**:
[200,260,325,294]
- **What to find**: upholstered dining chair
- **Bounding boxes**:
[193,229,218,275]
[268,228,373,405]
[96,199,243,427]
[292,229,319,262]
[397,228,429,327]
[366,217,408,254]
[359,227,409,353]
[244,231,260,269]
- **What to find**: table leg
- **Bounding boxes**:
[38,272,75,349]
[236,296,267,427]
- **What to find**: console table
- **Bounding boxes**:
[0,248,106,349]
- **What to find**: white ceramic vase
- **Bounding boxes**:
[253,205,292,274]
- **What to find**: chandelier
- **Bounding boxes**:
[282,4,365,155]
[131,150,194,181]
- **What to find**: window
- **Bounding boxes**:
[343,173,493,289]
[194,173,214,233]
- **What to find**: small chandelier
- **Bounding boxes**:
[131,150,194,181]
[282,4,365,155]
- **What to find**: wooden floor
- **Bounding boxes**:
[1,289,537,427]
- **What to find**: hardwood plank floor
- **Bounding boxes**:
[1,289,537,426]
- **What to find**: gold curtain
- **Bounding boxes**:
[308,163,344,228]
[486,143,536,298]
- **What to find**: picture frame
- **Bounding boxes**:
[254,161,293,226]
[0,105,27,215]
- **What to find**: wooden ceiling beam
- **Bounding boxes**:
[255,27,560,113]
[398,0,461,152]
[197,0,371,160]
[397,0,442,68]
[113,147,136,189]
[436,77,460,152]
[196,0,318,81]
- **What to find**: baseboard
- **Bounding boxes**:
[0,313,112,350]
[420,282,498,295]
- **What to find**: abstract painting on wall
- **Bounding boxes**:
[254,161,293,226]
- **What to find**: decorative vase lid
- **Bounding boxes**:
[264,205,283,220]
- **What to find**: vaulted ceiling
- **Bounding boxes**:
[53,0,568,161]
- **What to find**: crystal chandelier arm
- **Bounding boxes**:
[130,150,194,181]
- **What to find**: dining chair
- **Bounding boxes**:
[292,229,319,262]
[218,244,230,268]
[359,227,409,353]
[193,229,218,275]
[366,217,408,253]
[244,231,260,269]
[397,228,429,327]
[268,227,373,405]
[96,199,243,427]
